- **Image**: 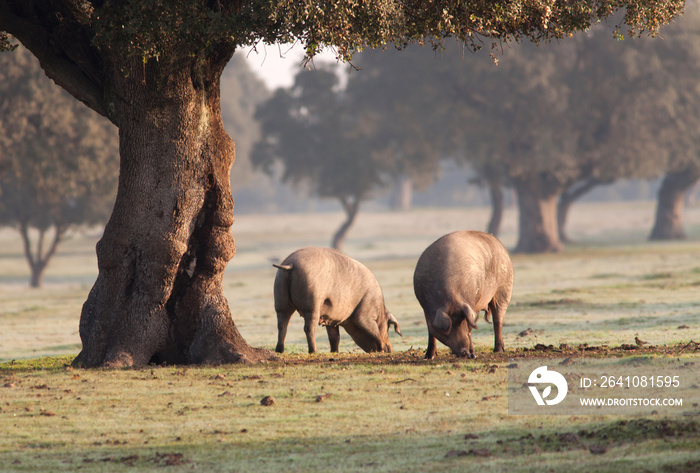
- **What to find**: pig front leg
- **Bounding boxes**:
[341,318,390,353]
[467,331,476,359]
[489,301,506,353]
[425,334,437,360]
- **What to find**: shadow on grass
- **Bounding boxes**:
[0,418,698,473]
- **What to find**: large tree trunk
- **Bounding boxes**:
[557,178,604,243]
[486,182,504,236]
[73,52,275,368]
[649,167,700,241]
[332,196,360,251]
[512,176,563,253]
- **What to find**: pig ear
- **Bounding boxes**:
[462,304,478,329]
[388,312,402,337]
[433,310,452,333]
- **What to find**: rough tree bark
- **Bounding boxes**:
[486,182,504,237]
[70,52,276,368]
[649,167,700,241]
[512,176,563,253]
[332,196,360,251]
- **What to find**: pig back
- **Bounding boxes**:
[414,231,512,312]
[282,247,382,322]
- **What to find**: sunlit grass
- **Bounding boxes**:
[1,204,700,471]
[1,352,698,472]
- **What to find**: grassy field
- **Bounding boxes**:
[1,202,699,472]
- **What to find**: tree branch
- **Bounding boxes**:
[332,195,361,250]
[39,223,65,269]
[0,0,108,120]
[37,227,46,266]
[18,221,36,270]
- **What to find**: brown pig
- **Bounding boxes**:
[413,231,513,359]
[273,247,401,354]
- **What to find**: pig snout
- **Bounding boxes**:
[356,333,392,353]
[454,347,470,358]
[452,346,476,359]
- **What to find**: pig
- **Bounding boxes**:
[413,231,513,359]
[273,247,401,354]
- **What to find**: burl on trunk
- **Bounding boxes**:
[74,53,274,368]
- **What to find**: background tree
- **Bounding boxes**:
[0,0,682,367]
[253,67,387,250]
[551,27,664,243]
[650,164,700,240]
[438,9,700,250]
[440,40,581,252]
[642,4,700,240]
[0,46,118,287]
[556,8,700,243]
[346,48,449,211]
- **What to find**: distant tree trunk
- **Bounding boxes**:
[332,196,360,251]
[19,223,65,288]
[392,175,413,211]
[649,167,700,240]
[557,178,604,243]
[512,176,563,253]
[73,51,275,368]
[486,182,504,236]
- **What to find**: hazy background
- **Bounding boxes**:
[233,42,673,214]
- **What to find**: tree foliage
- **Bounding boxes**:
[83,0,689,61]
[253,66,388,249]
[346,48,448,194]
[0,1,684,122]
[0,46,119,287]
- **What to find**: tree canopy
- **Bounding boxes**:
[0,0,685,122]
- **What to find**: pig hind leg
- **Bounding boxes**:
[488,300,507,352]
[275,308,296,353]
[326,326,341,352]
[302,310,321,353]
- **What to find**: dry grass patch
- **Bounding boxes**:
[1,350,699,472]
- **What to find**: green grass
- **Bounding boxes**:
[1,204,700,471]
[1,352,698,472]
